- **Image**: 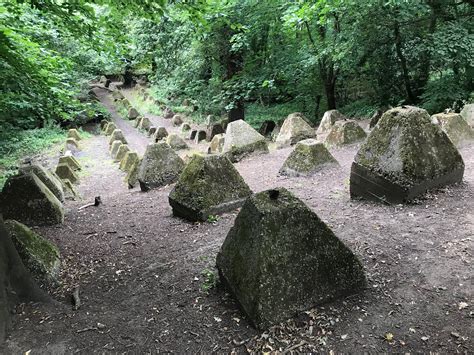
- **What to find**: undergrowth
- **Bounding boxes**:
[0,125,65,188]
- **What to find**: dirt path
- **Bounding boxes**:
[2,91,473,354]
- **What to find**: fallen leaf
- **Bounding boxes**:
[421,336,430,341]
[458,302,468,310]
[341,334,348,340]
[385,332,394,341]
[451,332,460,338]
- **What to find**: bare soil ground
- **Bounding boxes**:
[2,87,473,354]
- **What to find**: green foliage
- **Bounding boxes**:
[200,268,218,293]
[0,125,65,189]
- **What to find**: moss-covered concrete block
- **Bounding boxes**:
[120,151,139,172]
[217,188,366,329]
[431,112,474,147]
[172,114,184,127]
[55,163,79,184]
[133,116,143,128]
[125,158,141,188]
[115,144,130,163]
[67,129,82,141]
[104,122,117,135]
[324,120,367,147]
[110,140,122,159]
[194,130,207,143]
[460,103,474,127]
[148,126,157,137]
[206,123,225,141]
[169,155,252,221]
[112,90,124,101]
[181,122,191,132]
[222,120,269,162]
[100,119,109,130]
[209,133,225,154]
[317,110,346,134]
[139,117,152,131]
[153,127,168,142]
[275,113,315,147]
[350,106,465,203]
[4,220,61,288]
[0,174,64,225]
[20,164,64,202]
[58,154,81,171]
[62,178,79,200]
[280,139,338,176]
[108,129,127,146]
[137,143,185,192]
[65,138,80,151]
[128,107,139,120]
[166,134,188,150]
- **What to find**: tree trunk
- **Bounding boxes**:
[224,26,245,122]
[0,215,48,341]
[319,59,338,110]
[394,21,416,104]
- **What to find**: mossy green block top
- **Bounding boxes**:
[169,155,252,221]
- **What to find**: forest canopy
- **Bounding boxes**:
[1,0,473,130]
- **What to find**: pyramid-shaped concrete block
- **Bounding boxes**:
[125,158,142,188]
[55,163,79,184]
[120,151,139,172]
[115,144,130,162]
[20,164,65,202]
[350,106,465,203]
[110,140,123,159]
[67,129,82,141]
[324,120,367,147]
[209,134,225,154]
[128,107,139,120]
[58,154,81,171]
[137,143,185,192]
[153,127,168,142]
[460,103,474,127]
[0,174,64,225]
[139,117,152,131]
[104,122,117,135]
[5,220,61,287]
[133,117,143,128]
[169,155,252,221]
[280,139,338,176]
[317,110,346,134]
[431,112,474,147]
[275,113,315,147]
[166,134,188,150]
[65,138,80,152]
[217,188,366,329]
[222,120,269,162]
[108,129,127,146]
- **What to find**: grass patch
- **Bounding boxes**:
[245,101,311,129]
[0,125,65,189]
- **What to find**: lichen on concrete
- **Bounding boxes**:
[169,155,252,221]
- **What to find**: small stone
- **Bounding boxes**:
[148,126,157,137]
[181,123,191,132]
